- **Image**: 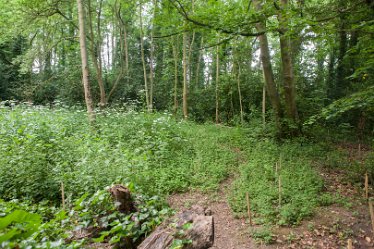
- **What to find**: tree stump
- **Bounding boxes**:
[108,184,136,214]
[138,205,214,249]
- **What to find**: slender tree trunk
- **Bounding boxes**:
[139,3,150,111]
[188,31,195,81]
[182,31,188,119]
[172,36,179,115]
[237,63,244,124]
[108,1,129,102]
[195,37,203,88]
[77,0,95,123]
[88,0,106,107]
[262,84,266,128]
[148,0,157,112]
[253,0,282,126]
[215,45,220,124]
[278,0,298,123]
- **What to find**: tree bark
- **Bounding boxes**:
[237,63,244,124]
[77,0,95,123]
[335,0,348,99]
[88,0,106,107]
[195,36,204,89]
[107,1,129,102]
[139,3,150,111]
[148,0,157,112]
[253,0,282,126]
[182,31,188,119]
[172,36,179,115]
[215,45,220,124]
[278,0,299,123]
[138,206,214,249]
[108,185,136,214]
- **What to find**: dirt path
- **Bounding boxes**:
[168,171,374,249]
[168,178,255,249]
[265,169,374,249]
[168,145,374,249]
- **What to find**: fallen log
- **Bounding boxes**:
[138,205,214,249]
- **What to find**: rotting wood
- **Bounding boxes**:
[138,205,214,249]
[108,184,136,214]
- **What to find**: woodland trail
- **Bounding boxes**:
[168,178,256,249]
[168,146,374,249]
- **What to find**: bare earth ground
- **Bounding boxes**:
[168,178,255,249]
[168,146,374,249]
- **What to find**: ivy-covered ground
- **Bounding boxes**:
[0,105,373,248]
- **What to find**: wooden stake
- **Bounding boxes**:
[262,85,266,129]
[278,175,282,208]
[61,182,65,210]
[275,162,278,176]
[365,172,369,199]
[347,239,352,249]
[246,192,253,226]
[369,201,374,238]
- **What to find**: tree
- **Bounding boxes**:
[77,0,95,123]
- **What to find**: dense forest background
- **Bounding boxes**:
[0,0,373,136]
[1,0,374,248]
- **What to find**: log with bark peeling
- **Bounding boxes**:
[138,205,214,249]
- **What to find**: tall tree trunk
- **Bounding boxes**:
[215,45,220,124]
[195,36,203,88]
[148,0,157,112]
[107,1,129,102]
[182,31,188,119]
[335,1,348,99]
[326,49,336,103]
[88,0,106,107]
[172,36,179,115]
[262,84,266,128]
[139,3,150,111]
[237,63,244,124]
[77,0,95,123]
[278,0,299,123]
[253,0,282,126]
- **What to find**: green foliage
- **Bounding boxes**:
[0,210,42,243]
[229,139,325,225]
[0,105,240,201]
[305,86,374,125]
[250,226,274,244]
[0,183,170,248]
[72,187,170,246]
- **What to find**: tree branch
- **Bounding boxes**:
[170,0,265,37]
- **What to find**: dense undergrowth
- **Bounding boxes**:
[0,105,372,247]
[0,105,238,202]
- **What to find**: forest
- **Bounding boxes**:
[0,0,373,248]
